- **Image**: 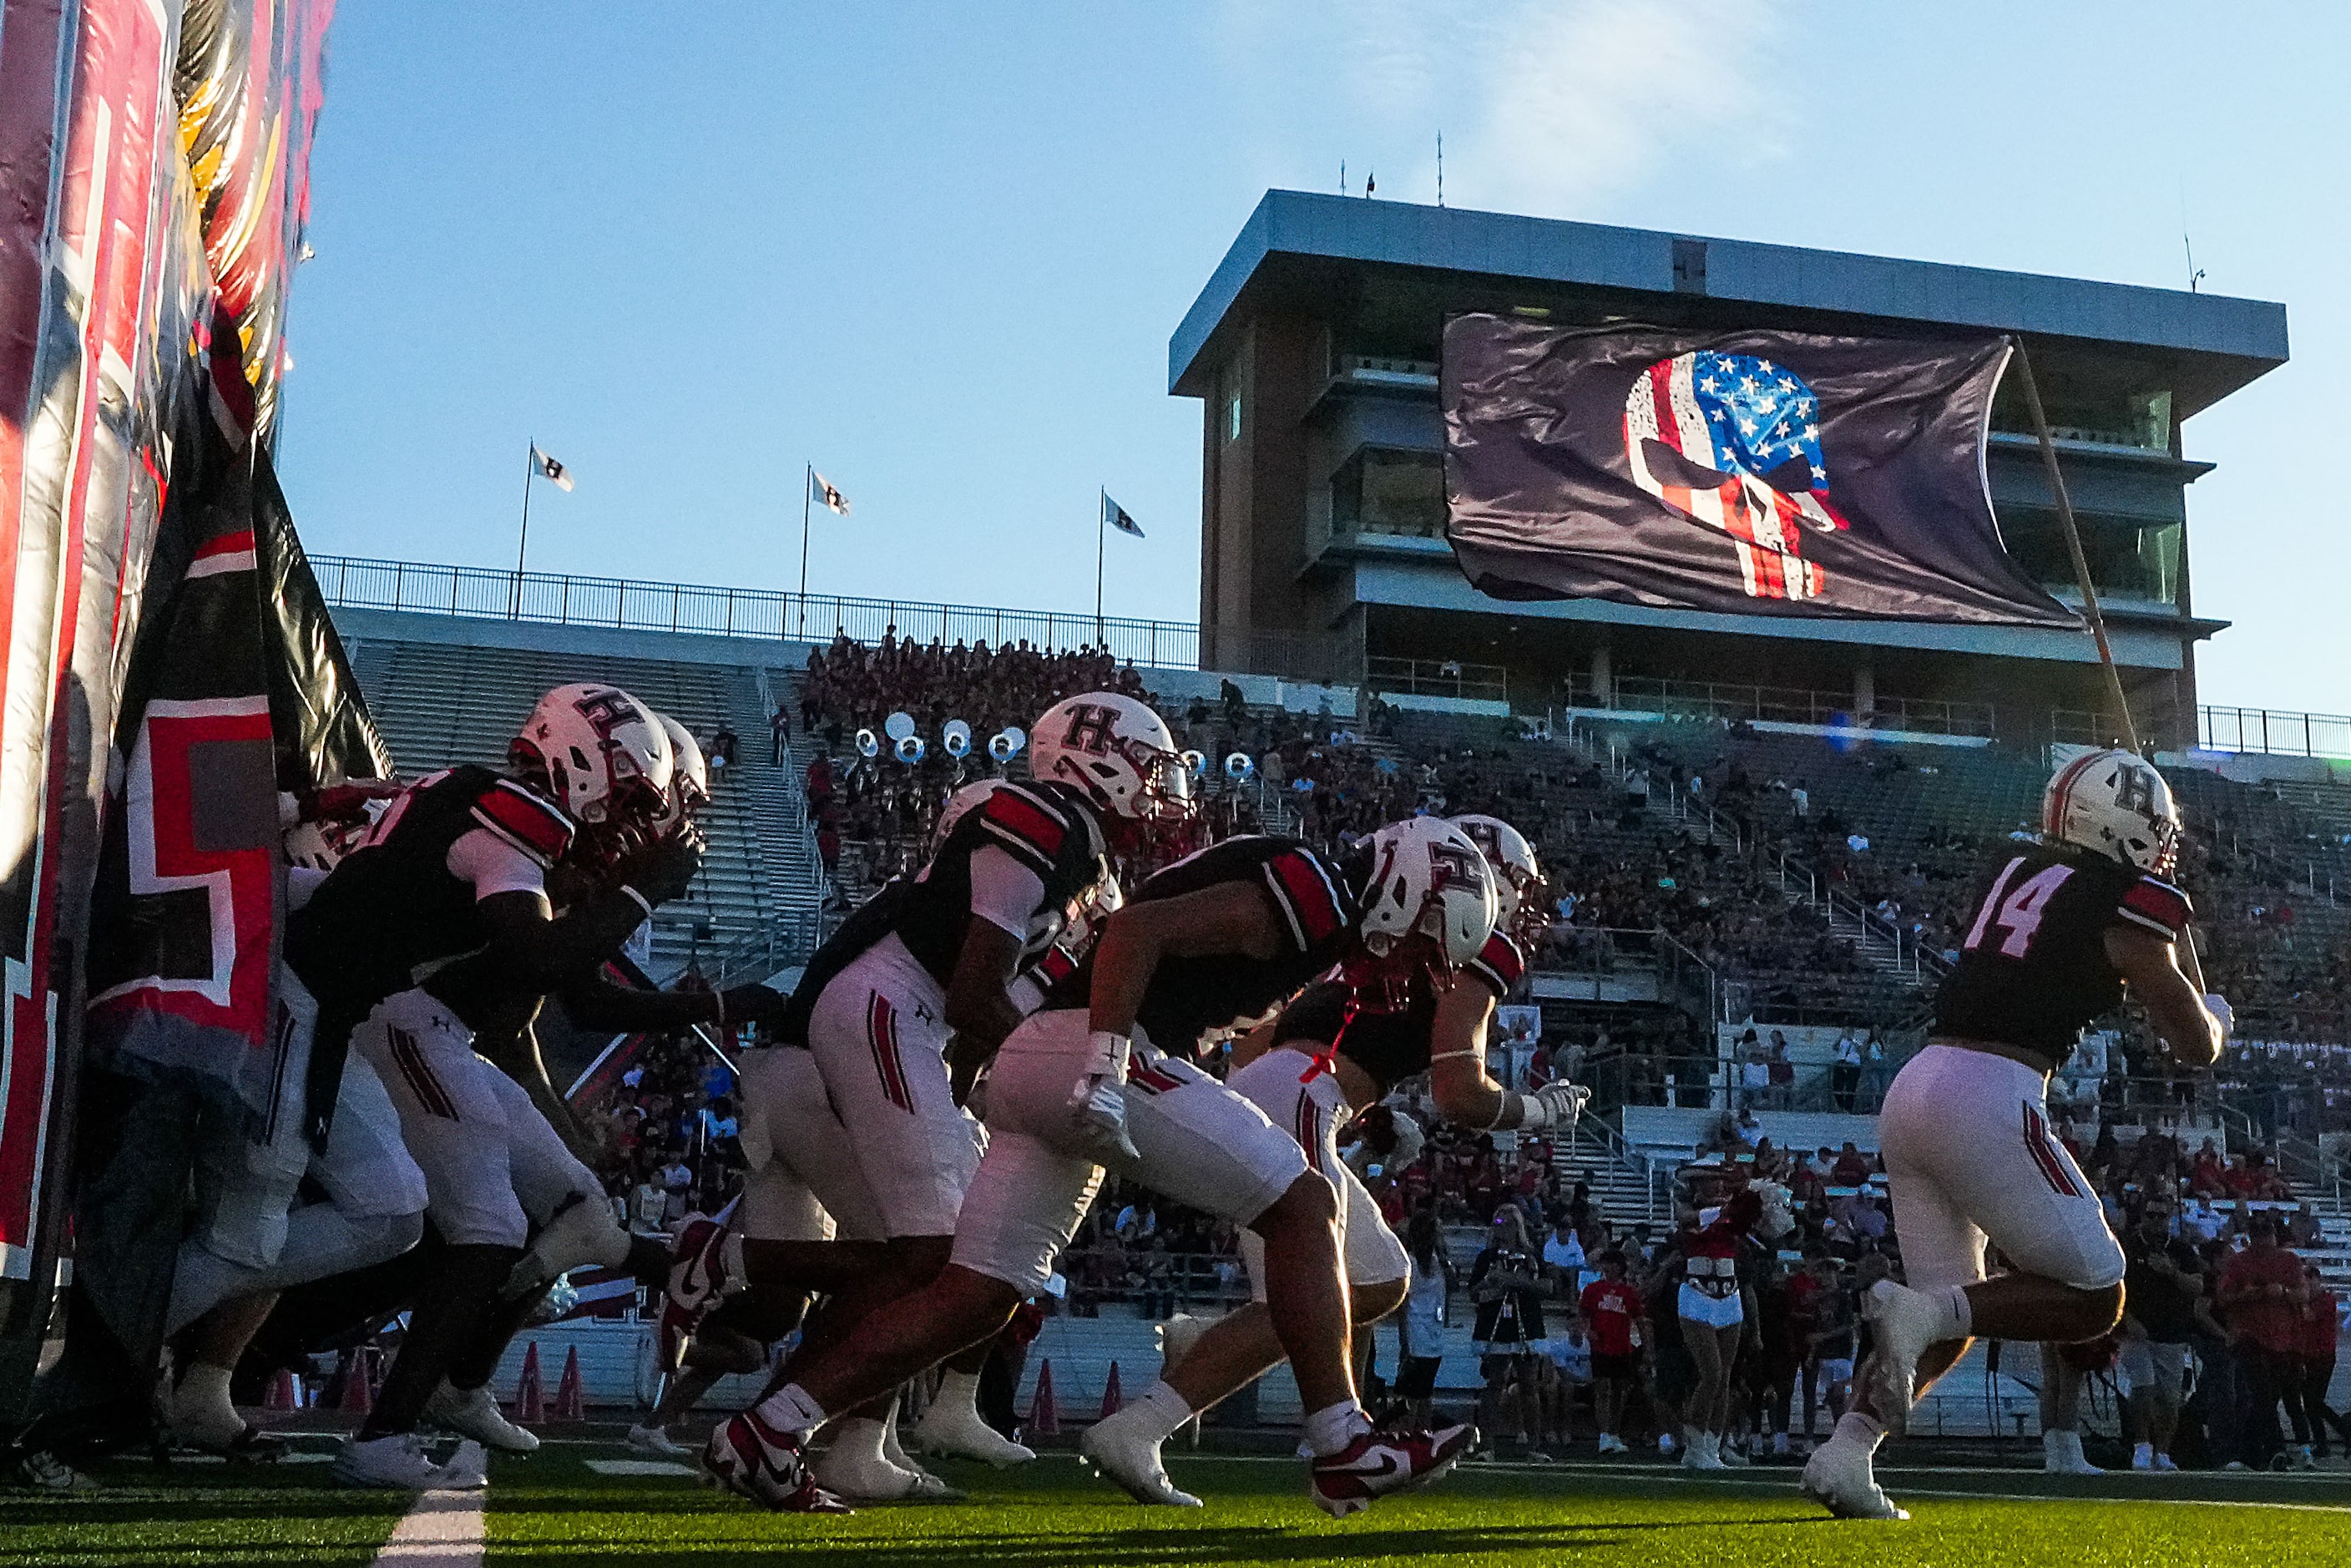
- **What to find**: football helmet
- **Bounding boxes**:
[1453,812,1545,943]
[1028,693,1192,824]
[2042,748,2179,876]
[509,683,674,829]
[650,714,710,837]
[1355,817,1498,970]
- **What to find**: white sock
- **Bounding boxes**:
[829,1414,890,1468]
[1302,1400,1371,1459]
[720,1232,747,1293]
[1121,1380,1196,1444]
[179,1363,234,1415]
[927,1368,982,1422]
[1833,1410,1887,1452]
[755,1383,829,1437]
[1934,1284,1974,1340]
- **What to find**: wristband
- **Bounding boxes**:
[1490,1090,1525,1131]
[619,884,654,918]
[1516,1091,1555,1131]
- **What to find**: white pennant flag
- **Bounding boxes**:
[811,469,850,516]
[531,445,574,491]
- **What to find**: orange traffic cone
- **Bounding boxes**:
[512,1342,546,1426]
[1100,1361,1123,1420]
[264,1367,299,1413]
[1028,1359,1059,1437]
[554,1345,585,1420]
[338,1348,372,1418]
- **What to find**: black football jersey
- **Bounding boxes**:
[286,765,573,1026]
[1272,930,1524,1094]
[1933,842,2192,1065]
[776,781,1108,1044]
[1054,835,1358,1059]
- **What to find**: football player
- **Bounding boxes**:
[680,699,1125,1505]
[1080,813,1585,1505]
[1802,749,2227,1520]
[708,772,1494,1518]
[287,685,715,1489]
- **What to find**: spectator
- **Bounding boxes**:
[1397,1212,1452,1429]
[1580,1252,1646,1455]
[1831,1029,1863,1112]
[1541,1213,1586,1296]
[2217,1217,2313,1469]
[2299,1263,2347,1462]
[2120,1200,2201,1470]
[1471,1207,1550,1461]
[771,703,791,765]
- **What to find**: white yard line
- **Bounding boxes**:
[370,1488,487,1566]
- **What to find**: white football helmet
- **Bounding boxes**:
[1028,692,1193,823]
[509,683,674,828]
[1453,813,1540,924]
[1357,816,1498,969]
[2043,748,2179,875]
[650,713,709,837]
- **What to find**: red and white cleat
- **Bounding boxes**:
[1308,1423,1476,1518]
[701,1413,852,1514]
[659,1214,731,1372]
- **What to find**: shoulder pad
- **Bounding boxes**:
[469,778,574,867]
[975,783,1073,872]
[2116,876,2192,938]
[1261,847,1348,952]
[1469,931,1526,995]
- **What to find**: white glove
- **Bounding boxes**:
[1516,1081,1590,1131]
[1067,1030,1138,1162]
[2203,994,2233,1040]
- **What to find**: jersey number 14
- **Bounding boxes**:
[1960,857,2075,959]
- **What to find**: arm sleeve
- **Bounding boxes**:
[446,827,552,903]
[966,845,1049,939]
[1259,847,1348,956]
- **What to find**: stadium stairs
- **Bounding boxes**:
[345,633,828,981]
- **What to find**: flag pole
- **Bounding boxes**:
[513,438,535,619]
[2010,342,2141,755]
[1095,488,1106,648]
[797,463,812,640]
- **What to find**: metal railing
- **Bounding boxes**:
[1569,674,1998,738]
[2200,706,2351,761]
[311,554,1348,680]
[1366,655,1509,705]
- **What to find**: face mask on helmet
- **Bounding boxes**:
[651,714,710,837]
[510,682,674,829]
[1352,819,1499,991]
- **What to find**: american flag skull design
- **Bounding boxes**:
[1624,352,1850,600]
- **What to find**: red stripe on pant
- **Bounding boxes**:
[2023,1103,2081,1197]
[390,1028,459,1120]
[867,994,913,1111]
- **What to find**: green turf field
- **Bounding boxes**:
[8,1439,2351,1567]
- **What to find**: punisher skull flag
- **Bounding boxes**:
[1442,315,2079,625]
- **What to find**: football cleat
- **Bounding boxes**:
[332,1433,450,1491]
[423,1381,539,1454]
[659,1214,732,1372]
[1307,1423,1475,1518]
[627,1424,687,1458]
[812,1436,955,1503]
[1079,1406,1203,1508]
[909,1398,1034,1468]
[1855,1279,1941,1433]
[703,1413,849,1513]
[435,1439,492,1491]
[2043,1429,2102,1475]
[1801,1436,1909,1521]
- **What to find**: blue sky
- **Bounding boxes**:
[281,1,2342,712]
